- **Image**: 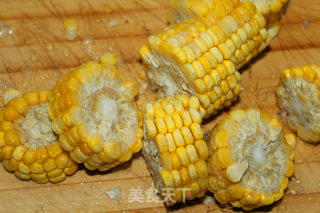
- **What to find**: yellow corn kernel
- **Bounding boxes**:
[181,127,194,145]
[22,150,37,165]
[172,170,182,187]
[163,103,175,114]
[195,140,209,160]
[146,120,157,139]
[49,173,66,183]
[176,94,190,107]
[203,75,214,91]
[171,152,182,170]
[165,133,177,152]
[104,141,121,160]
[180,111,193,127]
[215,148,233,168]
[47,142,63,158]
[195,159,208,178]
[22,91,39,105]
[161,152,173,170]
[186,144,199,163]
[188,96,200,109]
[179,167,190,186]
[173,129,185,147]
[144,103,155,120]
[84,136,102,154]
[164,115,176,133]
[190,123,203,140]
[56,153,69,169]
[64,18,78,41]
[3,106,20,121]
[187,164,198,181]
[209,47,224,63]
[176,147,190,167]
[160,170,175,188]
[156,134,168,153]
[198,94,211,108]
[36,147,49,163]
[153,102,165,118]
[7,98,28,115]
[170,99,184,112]
[15,171,30,180]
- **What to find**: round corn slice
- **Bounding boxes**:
[142,95,209,206]
[0,90,78,183]
[277,65,320,143]
[207,108,295,210]
[139,0,278,118]
[48,61,142,171]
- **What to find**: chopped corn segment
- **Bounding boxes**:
[49,58,142,171]
[139,0,281,118]
[277,65,320,143]
[0,90,78,183]
[142,95,209,206]
[207,108,295,210]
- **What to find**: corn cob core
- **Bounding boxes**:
[49,61,143,171]
[276,65,320,143]
[142,95,209,206]
[207,108,295,210]
[20,103,58,149]
[0,90,78,183]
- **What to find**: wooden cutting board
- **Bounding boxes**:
[0,0,319,212]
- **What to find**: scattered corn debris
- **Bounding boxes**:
[64,18,78,41]
[105,185,121,202]
[100,52,121,65]
[108,20,118,27]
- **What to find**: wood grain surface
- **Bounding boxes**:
[0,0,320,212]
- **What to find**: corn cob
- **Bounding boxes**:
[276,65,320,143]
[139,1,277,118]
[207,108,295,210]
[142,95,209,205]
[0,90,78,183]
[48,61,142,171]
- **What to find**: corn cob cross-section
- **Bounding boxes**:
[277,65,320,143]
[207,108,295,210]
[49,61,143,171]
[142,95,209,205]
[140,1,274,118]
[0,90,78,183]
